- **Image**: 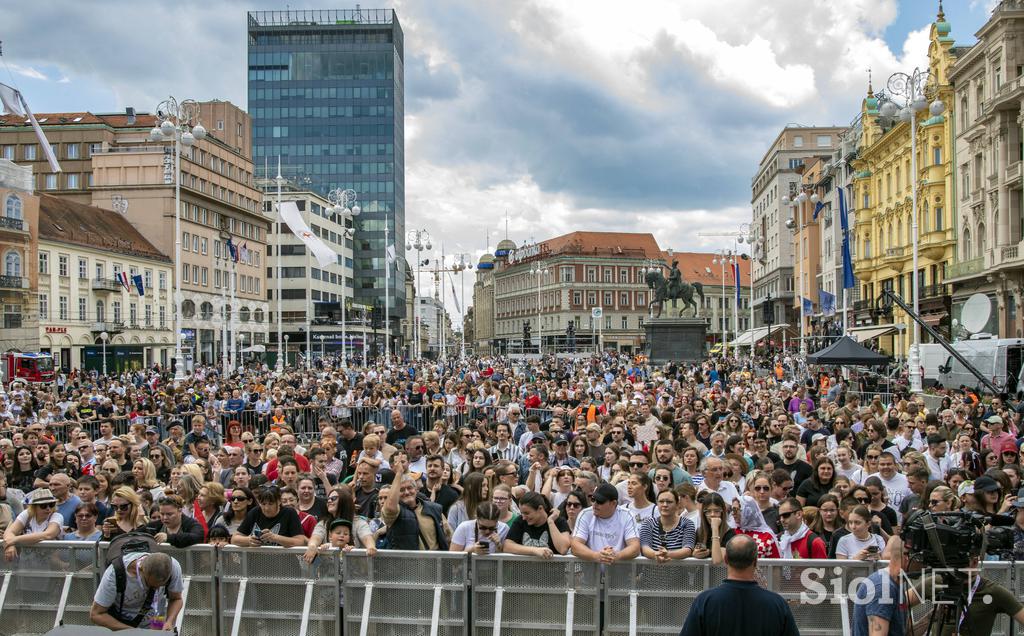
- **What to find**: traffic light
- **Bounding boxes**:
[523,320,531,341]
[762,294,774,324]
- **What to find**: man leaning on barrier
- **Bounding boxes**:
[91,550,183,631]
[679,534,798,636]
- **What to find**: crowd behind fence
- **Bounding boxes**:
[47,404,559,443]
[1,542,1022,636]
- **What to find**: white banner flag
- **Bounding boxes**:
[279,201,338,268]
[0,82,61,173]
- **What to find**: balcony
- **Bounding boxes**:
[970,189,983,206]
[945,257,984,280]
[91,278,121,292]
[90,321,124,334]
[920,283,949,300]
[1006,161,1022,183]
[920,229,953,260]
[0,275,26,289]
[882,246,906,272]
[0,216,25,232]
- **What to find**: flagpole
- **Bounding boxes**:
[219,253,228,377]
[306,231,312,371]
[275,158,284,374]
[384,217,390,361]
[229,255,237,374]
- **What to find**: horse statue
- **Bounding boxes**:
[645,261,705,318]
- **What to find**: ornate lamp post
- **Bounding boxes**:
[405,229,432,359]
[99,331,109,376]
[530,264,550,354]
[783,188,820,357]
[876,68,945,394]
[326,188,360,367]
[149,97,206,385]
[711,250,737,358]
[451,253,472,359]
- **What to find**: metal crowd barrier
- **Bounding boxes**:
[4,543,1022,636]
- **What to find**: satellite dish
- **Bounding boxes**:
[960,293,991,334]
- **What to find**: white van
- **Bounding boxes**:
[937,336,1024,395]
[919,343,948,388]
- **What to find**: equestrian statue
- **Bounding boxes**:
[645,260,705,318]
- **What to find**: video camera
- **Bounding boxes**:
[900,510,987,570]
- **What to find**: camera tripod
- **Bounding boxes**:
[916,571,977,636]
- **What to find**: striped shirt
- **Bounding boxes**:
[489,442,524,463]
[639,515,697,551]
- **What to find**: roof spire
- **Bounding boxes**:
[867,67,874,97]
[937,0,944,21]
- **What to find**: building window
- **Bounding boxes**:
[572,291,582,305]
[4,250,21,277]
[1,145,13,160]
[934,206,943,231]
[24,145,36,160]
[585,267,596,282]
[619,269,628,283]
[39,294,48,320]
[620,292,629,307]
[201,267,208,286]
[144,270,152,291]
[145,304,152,326]
[603,291,613,306]
[793,136,804,148]
[44,174,57,190]
[637,291,645,306]
[602,268,612,283]
[96,300,105,322]
[130,304,137,326]
[113,301,121,324]
[95,262,104,280]
[159,271,167,290]
[183,266,190,283]
[59,296,68,321]
[587,291,596,306]
[66,144,79,159]
[183,232,190,251]
[78,297,86,321]
[192,235,199,252]
[816,135,831,147]
[201,238,208,255]
[159,305,166,328]
[3,304,21,329]
[78,258,87,279]
[4,194,22,219]
[933,147,941,165]
[560,266,574,282]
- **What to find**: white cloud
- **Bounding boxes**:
[7,63,48,81]
[57,76,70,84]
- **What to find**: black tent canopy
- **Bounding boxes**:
[807,336,891,366]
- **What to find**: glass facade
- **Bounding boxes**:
[247,9,406,325]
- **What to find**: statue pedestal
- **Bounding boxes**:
[645,318,707,364]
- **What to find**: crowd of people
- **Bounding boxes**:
[0,352,1022,572]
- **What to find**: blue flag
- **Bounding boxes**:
[131,274,145,296]
[813,201,825,220]
[838,187,856,289]
[226,238,238,263]
[733,261,741,306]
[802,297,813,315]
[819,290,836,316]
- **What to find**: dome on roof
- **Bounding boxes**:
[494,239,517,257]
[936,20,950,36]
[478,253,495,264]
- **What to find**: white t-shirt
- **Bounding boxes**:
[834,532,885,559]
[15,509,63,534]
[872,472,912,515]
[835,464,864,484]
[572,507,639,552]
[451,519,510,553]
[95,553,184,627]
[620,501,656,526]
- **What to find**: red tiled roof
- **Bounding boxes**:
[665,251,751,287]
[37,194,170,262]
[540,231,662,258]
[0,112,156,128]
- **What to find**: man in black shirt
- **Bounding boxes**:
[419,455,458,515]
[230,486,306,548]
[778,437,812,490]
[386,409,417,446]
[338,420,364,478]
[680,534,798,636]
[352,460,379,519]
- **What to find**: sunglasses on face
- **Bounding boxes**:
[629,462,646,468]
[565,501,583,509]
[753,485,770,492]
[36,502,55,509]
[113,503,132,512]
[928,499,943,507]
[231,496,248,503]
[778,510,797,520]
[855,497,870,503]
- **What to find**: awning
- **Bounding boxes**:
[730,324,790,347]
[240,344,266,353]
[847,325,899,343]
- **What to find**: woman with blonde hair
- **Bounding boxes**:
[179,463,205,483]
[175,474,203,518]
[101,486,148,539]
[132,458,164,499]
[194,482,226,539]
[3,488,62,561]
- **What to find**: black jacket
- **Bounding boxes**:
[144,515,205,548]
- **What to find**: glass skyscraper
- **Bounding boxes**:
[247,8,405,343]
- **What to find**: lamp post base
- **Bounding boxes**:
[908,343,923,394]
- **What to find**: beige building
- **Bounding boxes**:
[751,126,844,330]
[0,160,39,353]
[36,194,174,371]
[471,252,496,354]
[947,1,1024,337]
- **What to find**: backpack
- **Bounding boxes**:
[104,532,165,628]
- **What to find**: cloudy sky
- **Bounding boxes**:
[0,0,1000,315]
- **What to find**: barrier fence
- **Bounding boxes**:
[2,543,1023,636]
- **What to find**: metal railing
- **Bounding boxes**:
[0,274,24,289]
[0,216,25,231]
[2,543,1022,636]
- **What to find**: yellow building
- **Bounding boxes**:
[851,6,961,357]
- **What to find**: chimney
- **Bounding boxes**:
[125,107,136,125]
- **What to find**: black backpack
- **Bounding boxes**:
[104,532,165,628]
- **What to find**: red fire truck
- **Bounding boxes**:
[2,352,56,386]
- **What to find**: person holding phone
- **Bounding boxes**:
[230,485,306,548]
[449,502,509,554]
[835,505,886,560]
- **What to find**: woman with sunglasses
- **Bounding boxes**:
[100,486,148,540]
[557,490,587,534]
[63,501,102,541]
[3,488,63,561]
[222,486,256,533]
[147,447,171,483]
[926,485,961,512]
[449,502,508,554]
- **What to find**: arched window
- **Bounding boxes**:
[4,194,22,220]
[96,300,105,322]
[200,302,213,320]
[181,300,195,318]
[977,222,986,255]
[960,98,968,129]
[963,228,972,260]
[922,201,929,233]
[897,220,902,246]
[4,250,21,277]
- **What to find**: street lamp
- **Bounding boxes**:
[736,223,756,365]
[327,188,360,367]
[283,334,290,368]
[530,264,550,354]
[100,331,109,377]
[876,68,945,394]
[237,332,246,371]
[451,253,472,359]
[711,250,737,359]
[149,97,206,385]
[783,188,819,358]
[405,229,432,359]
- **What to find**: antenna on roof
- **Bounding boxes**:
[504,210,509,240]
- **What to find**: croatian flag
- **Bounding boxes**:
[118,272,132,292]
